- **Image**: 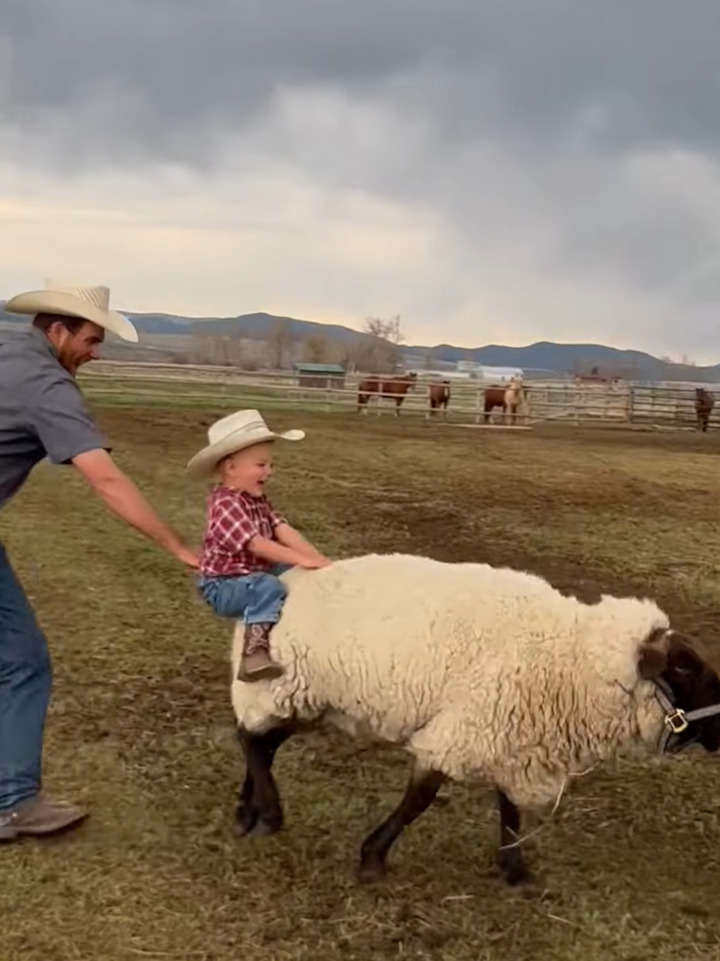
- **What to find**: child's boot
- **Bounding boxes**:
[238,622,285,683]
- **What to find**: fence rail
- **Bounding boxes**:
[76,360,719,431]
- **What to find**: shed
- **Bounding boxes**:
[293,362,346,389]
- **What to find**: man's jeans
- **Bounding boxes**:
[0,542,51,811]
[198,563,292,624]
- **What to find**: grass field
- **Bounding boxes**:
[3,402,720,961]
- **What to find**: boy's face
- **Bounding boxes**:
[219,442,274,496]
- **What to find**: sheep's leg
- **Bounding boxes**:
[236,761,257,836]
[235,726,293,838]
[496,788,531,885]
[357,767,445,883]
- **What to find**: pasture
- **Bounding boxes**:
[3,394,720,961]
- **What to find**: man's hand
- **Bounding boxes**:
[72,449,199,568]
[173,545,200,569]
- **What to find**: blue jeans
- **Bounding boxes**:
[198,563,292,625]
[0,542,52,811]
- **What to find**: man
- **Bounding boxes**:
[0,280,198,843]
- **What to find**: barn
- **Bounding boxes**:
[293,362,346,389]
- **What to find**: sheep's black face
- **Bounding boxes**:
[638,630,720,753]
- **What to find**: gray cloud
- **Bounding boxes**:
[4,0,720,165]
[2,0,720,357]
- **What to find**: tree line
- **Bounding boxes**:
[188,314,416,373]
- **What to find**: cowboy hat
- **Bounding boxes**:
[4,278,138,343]
[186,409,305,480]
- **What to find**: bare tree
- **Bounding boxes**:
[190,331,245,367]
[364,314,404,345]
[215,336,242,366]
[268,318,294,370]
[334,343,358,373]
[302,334,331,364]
[358,314,406,373]
[190,331,208,364]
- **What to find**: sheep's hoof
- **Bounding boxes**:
[356,856,387,884]
[245,818,282,839]
[504,865,533,888]
[234,804,259,837]
[234,806,281,839]
[498,853,533,887]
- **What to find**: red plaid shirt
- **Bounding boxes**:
[199,486,286,578]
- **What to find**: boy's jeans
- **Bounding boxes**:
[0,541,52,811]
[198,563,293,624]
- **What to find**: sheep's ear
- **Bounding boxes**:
[638,645,667,679]
[637,627,670,679]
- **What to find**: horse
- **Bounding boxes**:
[483,377,527,425]
[695,388,714,432]
[428,380,451,419]
[357,371,418,416]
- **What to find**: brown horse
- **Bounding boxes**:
[357,371,418,415]
[483,377,527,425]
[428,380,451,419]
[695,388,714,432]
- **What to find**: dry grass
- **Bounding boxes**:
[3,404,720,960]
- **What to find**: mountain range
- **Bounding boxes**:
[1,303,716,382]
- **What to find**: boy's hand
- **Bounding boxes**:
[249,535,329,570]
[298,552,332,569]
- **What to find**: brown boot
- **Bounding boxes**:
[0,793,88,843]
[237,622,285,683]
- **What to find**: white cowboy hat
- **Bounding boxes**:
[186,409,305,480]
[4,278,138,343]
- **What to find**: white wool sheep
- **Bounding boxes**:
[229,552,720,884]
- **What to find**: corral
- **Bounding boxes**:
[77,360,720,431]
[3,377,720,961]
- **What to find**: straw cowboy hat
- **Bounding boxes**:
[187,409,305,480]
[4,279,138,343]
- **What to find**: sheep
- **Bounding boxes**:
[228,552,720,886]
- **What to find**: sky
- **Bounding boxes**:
[1,0,720,360]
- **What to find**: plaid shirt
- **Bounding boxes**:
[199,486,286,578]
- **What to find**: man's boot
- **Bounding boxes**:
[0,794,88,842]
[237,622,284,683]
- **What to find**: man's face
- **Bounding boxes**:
[48,320,105,374]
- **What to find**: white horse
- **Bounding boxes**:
[503,376,527,424]
[483,376,528,425]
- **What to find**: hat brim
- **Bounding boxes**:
[186,427,305,480]
[4,290,138,343]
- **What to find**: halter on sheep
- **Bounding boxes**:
[228,553,720,887]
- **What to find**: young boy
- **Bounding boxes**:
[187,409,331,683]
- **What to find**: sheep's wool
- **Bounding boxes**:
[230,553,671,809]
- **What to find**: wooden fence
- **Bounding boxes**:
[76,361,719,431]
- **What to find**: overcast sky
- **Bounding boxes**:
[1,0,719,358]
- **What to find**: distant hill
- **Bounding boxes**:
[0,306,380,349]
[410,340,720,382]
[1,302,718,382]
